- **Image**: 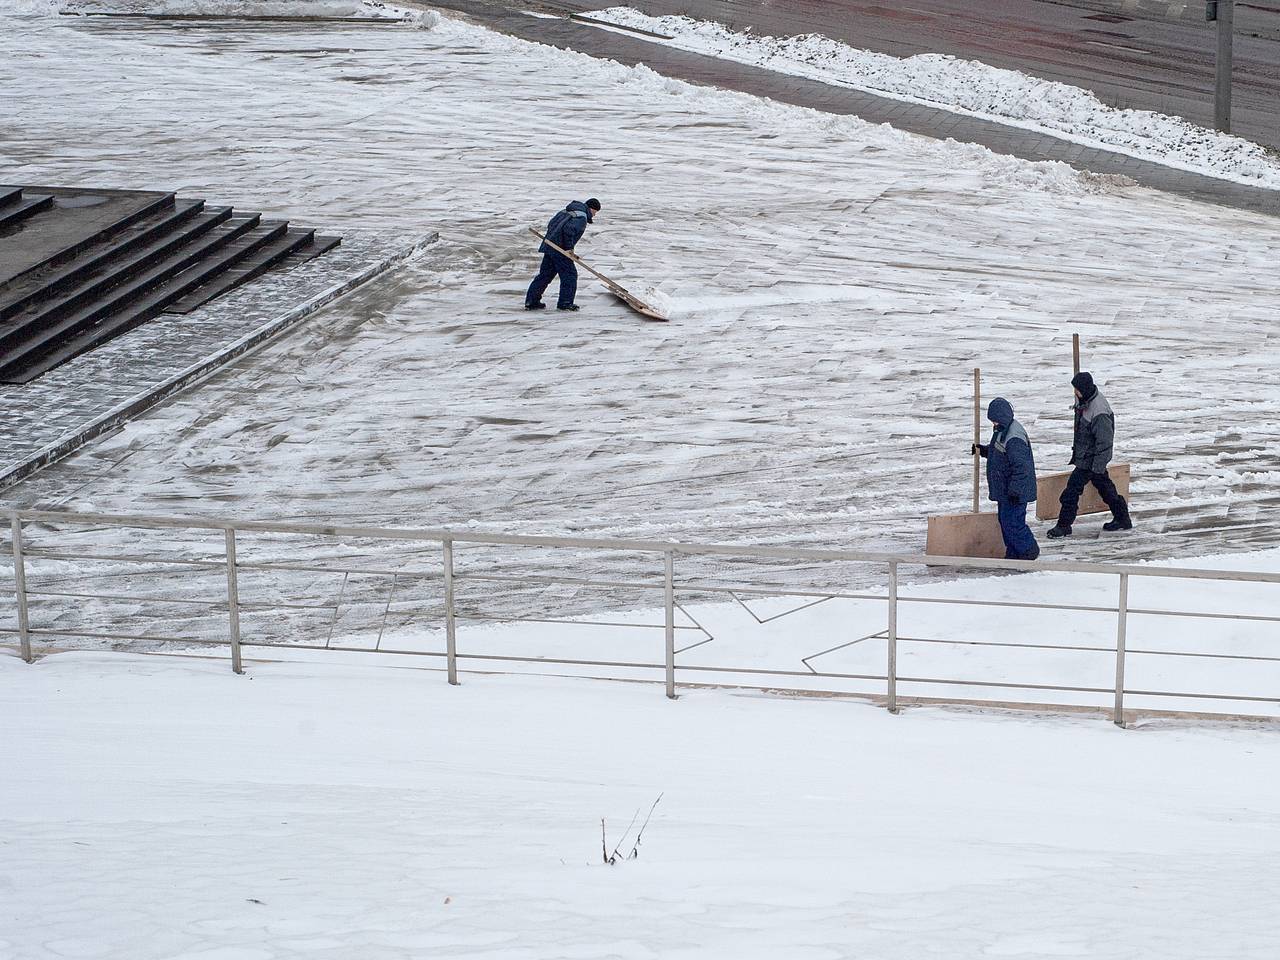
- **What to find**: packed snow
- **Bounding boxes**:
[3,11,1280,710]
[4,9,1280,956]
[4,652,1280,959]
[586,7,1280,188]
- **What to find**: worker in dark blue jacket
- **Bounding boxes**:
[973,397,1040,561]
[525,198,601,312]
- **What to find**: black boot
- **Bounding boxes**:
[1047,525,1072,539]
[557,304,580,311]
[524,301,546,311]
[1103,498,1133,532]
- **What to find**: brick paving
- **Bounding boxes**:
[0,231,437,491]
[432,0,1280,219]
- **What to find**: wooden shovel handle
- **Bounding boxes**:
[529,228,620,292]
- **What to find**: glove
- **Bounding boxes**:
[1008,493,1021,506]
[971,443,988,458]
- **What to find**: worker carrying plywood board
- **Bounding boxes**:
[1046,371,1133,539]
[974,397,1041,562]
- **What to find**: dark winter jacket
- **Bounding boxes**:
[1070,386,1115,474]
[984,397,1037,504]
[539,201,594,254]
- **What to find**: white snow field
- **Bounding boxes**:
[586,6,1280,188]
[3,10,1280,570]
[4,11,1280,957]
[3,8,1280,704]
[4,650,1280,959]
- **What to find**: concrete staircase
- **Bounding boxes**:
[0,186,340,384]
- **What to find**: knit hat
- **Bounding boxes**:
[1071,371,1096,399]
[586,198,601,211]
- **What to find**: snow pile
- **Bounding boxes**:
[587,7,1280,188]
[633,283,676,318]
[4,653,1280,958]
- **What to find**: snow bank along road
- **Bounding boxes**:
[564,0,1280,151]
[4,12,1280,627]
[581,5,1280,189]
[4,652,1280,959]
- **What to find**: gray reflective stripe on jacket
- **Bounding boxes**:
[1071,391,1115,473]
[994,419,1029,454]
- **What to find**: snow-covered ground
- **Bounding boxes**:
[586,6,1280,188]
[3,10,1280,699]
[4,651,1280,959]
[3,11,1279,567]
[4,11,1280,955]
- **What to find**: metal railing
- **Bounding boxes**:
[4,507,1280,725]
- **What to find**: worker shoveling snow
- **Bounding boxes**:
[529,228,670,321]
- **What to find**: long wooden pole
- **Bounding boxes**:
[1072,333,1081,376]
[972,367,981,514]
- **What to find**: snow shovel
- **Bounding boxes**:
[529,229,669,322]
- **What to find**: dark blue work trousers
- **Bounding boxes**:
[526,251,577,308]
[997,500,1040,561]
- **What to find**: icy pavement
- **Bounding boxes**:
[0,231,433,487]
[2,11,1280,605]
[3,652,1280,959]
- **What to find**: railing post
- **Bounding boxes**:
[443,538,458,685]
[664,551,676,699]
[1113,573,1128,726]
[224,528,242,675]
[887,560,898,714]
[11,515,32,664]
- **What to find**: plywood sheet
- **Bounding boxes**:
[925,511,1005,559]
[1035,464,1131,521]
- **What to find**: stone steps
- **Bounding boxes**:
[0,192,53,231]
[165,226,318,315]
[0,186,340,384]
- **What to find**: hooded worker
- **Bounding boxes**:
[973,397,1040,561]
[1047,371,1132,538]
[525,198,601,312]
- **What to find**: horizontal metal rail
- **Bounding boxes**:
[461,571,665,592]
[14,550,1279,627]
[19,548,227,568]
[242,640,665,672]
[455,612,703,631]
[6,507,1280,723]
[22,627,228,646]
[15,507,1280,584]
[19,587,338,613]
[24,588,230,608]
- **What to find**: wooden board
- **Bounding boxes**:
[925,511,1006,559]
[1035,464,1131,521]
[529,228,669,321]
